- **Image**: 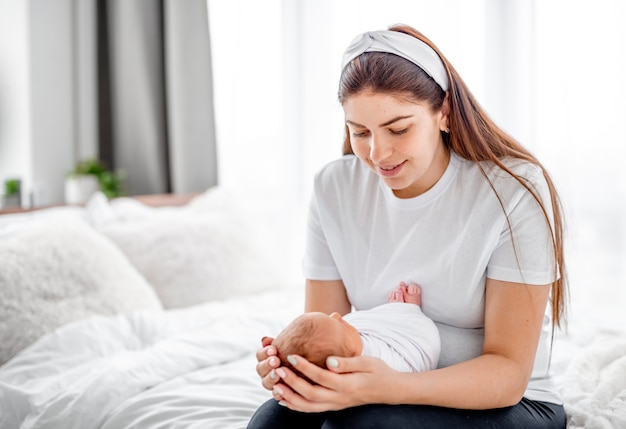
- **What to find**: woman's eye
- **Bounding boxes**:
[390,128,408,135]
[352,131,369,138]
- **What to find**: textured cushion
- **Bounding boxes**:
[0,221,162,365]
[90,188,287,309]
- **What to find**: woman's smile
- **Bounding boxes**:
[377,160,406,177]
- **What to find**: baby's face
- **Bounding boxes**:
[326,312,363,356]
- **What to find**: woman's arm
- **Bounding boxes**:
[271,278,550,411]
[394,278,550,408]
[305,279,351,314]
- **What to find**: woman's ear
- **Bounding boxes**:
[440,91,450,132]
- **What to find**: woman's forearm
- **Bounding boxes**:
[383,280,548,410]
[391,353,529,409]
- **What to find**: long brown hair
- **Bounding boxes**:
[338,24,567,329]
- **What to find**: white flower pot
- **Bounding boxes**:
[65,175,100,205]
[0,194,21,209]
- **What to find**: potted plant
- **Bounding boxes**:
[1,178,22,209]
[65,159,125,204]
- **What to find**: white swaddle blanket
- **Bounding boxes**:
[345,302,441,372]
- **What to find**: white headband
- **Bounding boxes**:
[341,30,449,92]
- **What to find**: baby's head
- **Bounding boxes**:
[272,312,362,369]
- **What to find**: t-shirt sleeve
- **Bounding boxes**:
[487,169,558,285]
[302,186,341,280]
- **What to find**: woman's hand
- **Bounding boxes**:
[258,278,350,394]
[271,354,401,412]
[255,336,281,391]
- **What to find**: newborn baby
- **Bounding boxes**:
[272,282,440,373]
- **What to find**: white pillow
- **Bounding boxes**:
[0,221,162,365]
[91,188,288,309]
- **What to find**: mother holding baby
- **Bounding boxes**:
[247,24,568,429]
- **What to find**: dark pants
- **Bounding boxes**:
[246,398,566,429]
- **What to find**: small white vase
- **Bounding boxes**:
[65,175,100,205]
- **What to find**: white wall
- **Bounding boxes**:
[29,0,78,206]
[0,0,32,203]
[0,0,97,207]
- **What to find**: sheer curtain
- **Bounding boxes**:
[207,0,498,277]
[208,0,626,320]
[533,0,626,325]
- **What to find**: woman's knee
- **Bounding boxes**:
[246,400,288,429]
[322,404,430,429]
[247,399,327,429]
[322,401,566,429]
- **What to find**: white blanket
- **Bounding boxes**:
[3,282,625,429]
[561,330,626,429]
[0,288,301,429]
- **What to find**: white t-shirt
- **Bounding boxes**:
[345,302,440,373]
[303,151,561,404]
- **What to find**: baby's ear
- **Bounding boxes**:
[329,312,342,321]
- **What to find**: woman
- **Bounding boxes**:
[248,24,567,429]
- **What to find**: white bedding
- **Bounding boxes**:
[3,290,626,428]
[2,189,626,428]
[560,330,626,429]
[4,294,626,429]
[0,288,302,429]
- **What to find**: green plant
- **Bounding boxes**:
[68,158,126,198]
[98,170,126,198]
[69,158,107,177]
[3,178,21,196]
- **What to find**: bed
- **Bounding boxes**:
[1,187,624,429]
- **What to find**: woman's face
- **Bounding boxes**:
[343,91,449,198]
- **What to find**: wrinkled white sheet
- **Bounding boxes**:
[3,282,625,429]
[561,330,626,429]
[0,288,301,429]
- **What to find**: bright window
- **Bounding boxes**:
[208,0,626,324]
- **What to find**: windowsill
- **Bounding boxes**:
[0,192,200,216]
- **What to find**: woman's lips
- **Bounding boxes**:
[377,160,406,177]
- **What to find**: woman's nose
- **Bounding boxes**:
[369,135,392,163]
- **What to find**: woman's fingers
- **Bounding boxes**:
[272,355,398,412]
[325,355,376,374]
[255,343,276,362]
[279,355,359,407]
[284,355,339,393]
[255,340,280,391]
[258,355,281,390]
[273,382,335,413]
[255,344,277,372]
[271,366,342,412]
[261,365,280,390]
